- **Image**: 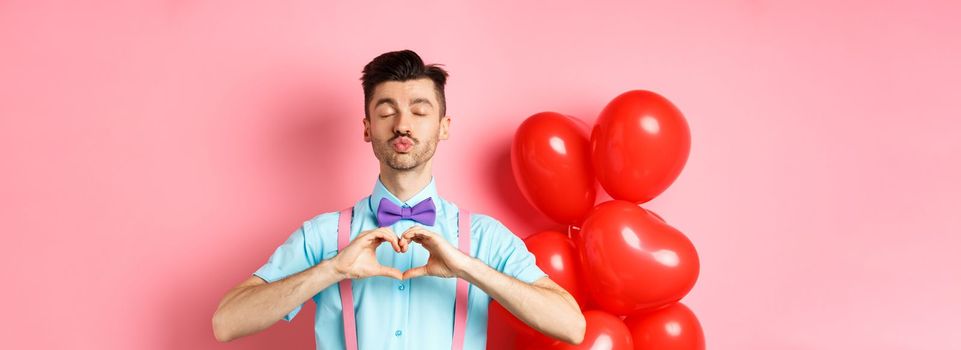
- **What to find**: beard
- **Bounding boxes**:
[372,132,439,171]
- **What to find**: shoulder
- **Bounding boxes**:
[304,211,339,231]
[305,197,369,236]
[283,211,335,250]
[302,203,361,242]
[466,212,522,245]
[442,198,519,242]
[467,212,505,230]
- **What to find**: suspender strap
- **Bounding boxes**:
[337,208,358,350]
[452,209,471,350]
[337,207,472,350]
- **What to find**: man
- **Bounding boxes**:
[212,49,585,349]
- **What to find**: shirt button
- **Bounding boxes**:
[395,330,403,337]
[398,284,405,291]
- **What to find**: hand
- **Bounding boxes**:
[332,227,403,280]
[399,226,473,279]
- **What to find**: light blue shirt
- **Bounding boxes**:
[253,176,547,350]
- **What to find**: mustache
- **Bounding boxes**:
[389,132,418,143]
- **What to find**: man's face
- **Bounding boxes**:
[364,78,450,171]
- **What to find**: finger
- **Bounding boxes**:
[377,267,403,280]
[402,266,429,280]
[399,234,414,252]
[401,227,440,252]
[400,230,419,251]
[373,229,402,252]
[412,226,439,238]
[364,228,396,246]
[398,231,410,252]
[402,228,429,243]
[381,230,402,251]
[377,226,397,237]
[408,229,435,246]
[363,227,391,240]
[359,228,380,244]
[368,227,394,240]
[401,225,426,238]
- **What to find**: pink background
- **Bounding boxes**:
[2,1,959,349]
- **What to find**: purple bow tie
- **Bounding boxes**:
[377,197,436,227]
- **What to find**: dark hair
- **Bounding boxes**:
[361,50,449,119]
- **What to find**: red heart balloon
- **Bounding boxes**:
[567,225,604,312]
[641,207,666,224]
[512,112,596,225]
[576,200,699,315]
[550,310,634,350]
[624,303,704,350]
[591,90,690,204]
[525,230,588,309]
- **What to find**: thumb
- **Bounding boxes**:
[402,266,429,280]
[377,267,403,280]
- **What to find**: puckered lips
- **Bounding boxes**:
[391,137,414,153]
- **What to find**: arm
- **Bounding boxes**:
[212,260,345,342]
[212,227,404,342]
[399,226,586,345]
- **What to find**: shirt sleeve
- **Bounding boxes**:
[252,219,321,322]
[481,215,548,284]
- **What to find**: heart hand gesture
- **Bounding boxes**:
[399,226,472,279]
[331,227,404,280]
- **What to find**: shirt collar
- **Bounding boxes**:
[369,175,439,215]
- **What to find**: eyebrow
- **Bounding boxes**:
[373,97,434,109]
[410,98,433,107]
[373,98,397,109]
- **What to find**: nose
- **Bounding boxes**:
[393,111,413,136]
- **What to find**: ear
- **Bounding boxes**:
[439,115,451,140]
[363,117,372,142]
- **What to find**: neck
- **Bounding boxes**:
[379,160,433,202]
